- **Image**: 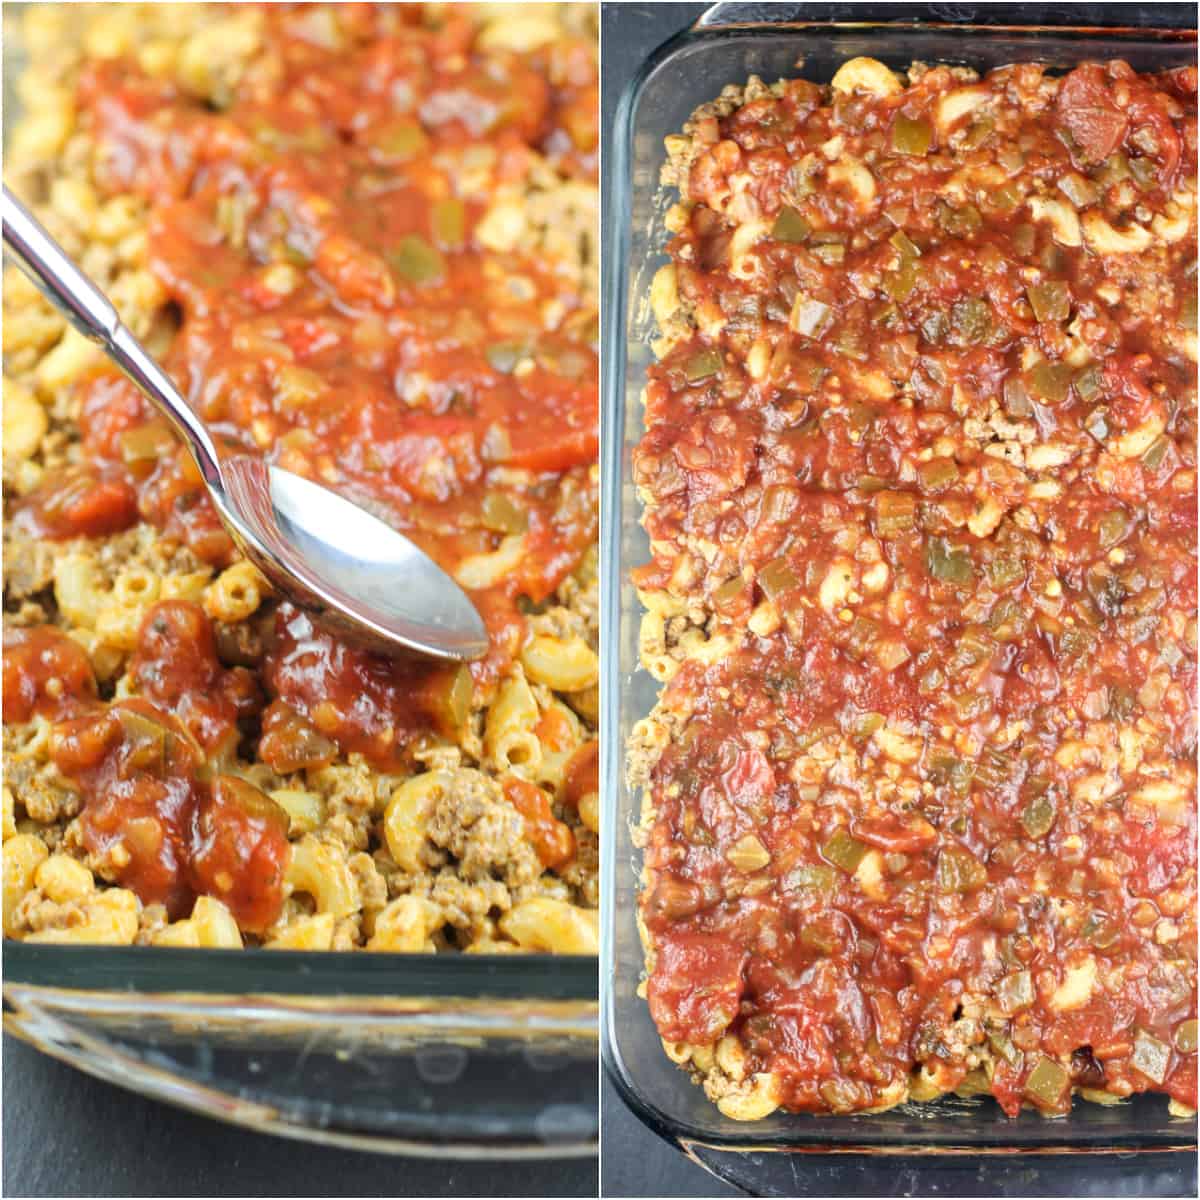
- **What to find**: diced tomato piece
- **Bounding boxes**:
[1055,64,1129,163]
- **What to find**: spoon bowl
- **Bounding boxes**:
[218,457,489,662]
[2,184,488,663]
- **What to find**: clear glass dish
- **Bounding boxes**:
[1,10,597,1160]
[599,3,1197,1192]
[3,943,598,1157]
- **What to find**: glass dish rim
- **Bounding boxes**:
[3,940,599,999]
[599,4,1199,1157]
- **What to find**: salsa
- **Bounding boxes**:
[635,59,1196,1116]
[19,0,597,665]
[12,604,290,928]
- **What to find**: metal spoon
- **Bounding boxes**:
[2,185,488,662]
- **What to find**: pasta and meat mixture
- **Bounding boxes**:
[2,2,599,954]
[631,56,1197,1118]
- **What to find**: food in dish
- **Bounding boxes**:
[631,55,1196,1117]
[3,2,598,953]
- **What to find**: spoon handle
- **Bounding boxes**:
[1,184,223,487]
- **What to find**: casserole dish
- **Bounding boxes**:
[2,2,598,1157]
[600,2,1197,1192]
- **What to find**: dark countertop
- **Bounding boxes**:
[599,3,1196,1196]
[3,1035,597,1198]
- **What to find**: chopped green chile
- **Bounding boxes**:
[854,474,888,494]
[935,845,987,893]
[486,342,526,374]
[875,490,917,537]
[800,922,838,955]
[1081,910,1119,949]
[853,710,884,738]
[1002,375,1033,417]
[926,537,973,584]
[835,330,868,362]
[1057,171,1099,208]
[785,863,837,893]
[1026,361,1073,404]
[793,299,833,338]
[213,774,289,835]
[812,242,846,265]
[115,707,171,773]
[893,114,933,156]
[431,197,467,248]
[1074,363,1104,401]
[1174,1020,1198,1055]
[1024,1058,1069,1108]
[1097,509,1131,549]
[822,828,869,873]
[961,114,996,151]
[1011,223,1037,256]
[990,184,1022,211]
[1027,280,1071,323]
[884,256,918,301]
[772,206,812,243]
[988,595,1024,636]
[1130,1029,1171,1085]
[480,490,528,534]
[1084,407,1110,442]
[919,457,959,492]
[713,574,748,609]
[951,297,993,343]
[119,420,176,465]
[1020,793,1056,839]
[889,230,921,259]
[997,970,1035,1014]
[1142,436,1171,470]
[758,556,798,600]
[684,347,724,382]
[391,234,444,283]
[939,202,982,237]
[1129,156,1158,189]
[988,1031,1022,1066]
[376,120,428,160]
[1181,293,1198,332]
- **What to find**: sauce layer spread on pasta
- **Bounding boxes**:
[3,3,599,953]
[632,57,1196,1118]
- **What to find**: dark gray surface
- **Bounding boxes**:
[602,1072,739,1198]
[2,1035,598,1196]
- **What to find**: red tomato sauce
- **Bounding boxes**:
[636,60,1196,1115]
[40,602,287,928]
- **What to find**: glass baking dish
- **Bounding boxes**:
[0,495,608,1101]
[599,2,1198,1192]
[4,944,597,1156]
[0,8,597,1160]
